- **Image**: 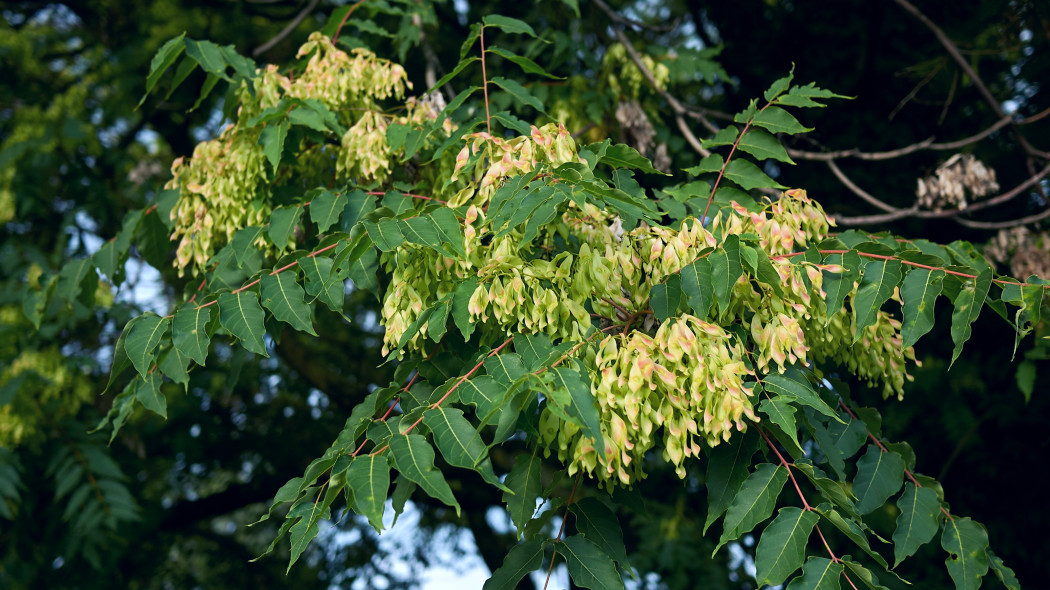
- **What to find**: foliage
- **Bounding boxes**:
[2,1,1048,589]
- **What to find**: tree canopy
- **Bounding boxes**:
[1,1,1048,589]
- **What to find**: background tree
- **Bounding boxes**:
[0,1,1046,589]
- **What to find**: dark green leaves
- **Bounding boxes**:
[570,498,630,568]
[125,313,170,376]
[704,429,760,533]
[714,463,788,553]
[218,292,268,357]
[483,539,545,590]
[949,270,992,366]
[423,407,501,487]
[853,259,903,341]
[755,507,818,587]
[785,557,843,590]
[503,453,542,537]
[893,483,941,566]
[388,434,460,515]
[482,14,539,38]
[561,534,625,590]
[547,368,605,456]
[853,445,905,515]
[680,258,714,318]
[942,518,989,590]
[260,273,316,335]
[268,204,303,248]
[711,234,742,316]
[900,268,944,348]
[347,455,390,532]
[173,306,212,366]
[308,189,347,233]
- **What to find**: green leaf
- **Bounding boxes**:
[987,550,1020,590]
[785,557,843,590]
[490,76,543,111]
[561,534,625,590]
[737,128,794,164]
[949,269,992,367]
[299,256,344,313]
[793,463,859,517]
[714,463,788,554]
[340,189,377,230]
[841,559,890,590]
[124,313,170,377]
[430,56,480,92]
[701,126,739,149]
[347,455,389,532]
[900,268,945,349]
[387,434,460,515]
[260,273,317,336]
[893,483,941,566]
[548,368,605,456]
[487,46,562,79]
[749,106,813,135]
[230,226,264,268]
[942,518,989,590]
[140,33,186,105]
[779,82,852,108]
[810,412,866,479]
[362,218,405,252]
[759,398,804,456]
[763,68,794,102]
[135,372,166,418]
[685,153,724,176]
[482,14,539,38]
[173,306,211,366]
[710,234,743,316]
[260,120,289,171]
[452,277,479,340]
[459,375,504,424]
[423,407,502,487]
[853,445,905,515]
[650,275,682,323]
[817,507,888,569]
[762,374,840,422]
[680,257,714,319]
[158,346,191,390]
[755,507,818,587]
[503,452,543,537]
[853,259,903,341]
[308,189,347,234]
[218,292,269,357]
[486,353,528,384]
[514,333,554,372]
[570,498,630,567]
[482,539,545,590]
[268,205,303,249]
[600,143,666,175]
[704,428,760,533]
[822,251,861,321]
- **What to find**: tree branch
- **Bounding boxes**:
[253,0,320,57]
[832,160,1050,226]
[591,0,714,158]
[825,160,901,213]
[788,115,1012,161]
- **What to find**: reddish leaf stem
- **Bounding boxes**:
[701,103,770,222]
[758,426,811,511]
[836,400,954,522]
[773,248,1050,290]
[366,190,447,204]
[332,0,366,44]
[369,336,515,456]
[479,28,492,135]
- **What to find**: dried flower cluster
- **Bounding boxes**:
[916,153,999,211]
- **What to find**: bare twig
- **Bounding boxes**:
[787,115,1013,161]
[832,160,1050,225]
[826,160,900,213]
[953,205,1050,230]
[591,0,715,158]
[253,0,320,57]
